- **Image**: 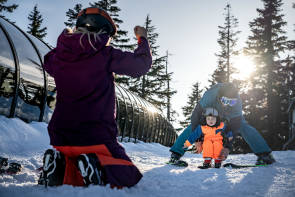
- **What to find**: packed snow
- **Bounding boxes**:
[0,115,295,197]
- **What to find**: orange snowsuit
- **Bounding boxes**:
[184,122,226,159]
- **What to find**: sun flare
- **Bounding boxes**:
[232,55,256,80]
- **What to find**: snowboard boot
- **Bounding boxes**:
[255,152,276,165]
[38,149,65,187]
[77,153,105,186]
[202,158,212,169]
[214,159,222,168]
[168,152,188,167]
[0,157,22,174]
[0,157,8,174]
[0,157,8,169]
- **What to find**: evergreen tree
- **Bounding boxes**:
[208,60,228,86]
[290,3,295,98]
[244,0,288,150]
[27,4,47,39]
[128,15,167,110]
[209,4,240,86]
[0,0,18,21]
[164,50,177,122]
[64,3,82,28]
[285,2,295,113]
[179,82,203,129]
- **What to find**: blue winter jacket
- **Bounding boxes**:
[187,123,233,145]
[190,83,243,147]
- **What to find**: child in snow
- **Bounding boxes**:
[170,83,275,166]
[183,107,233,168]
[38,7,152,188]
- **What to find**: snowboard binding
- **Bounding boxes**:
[0,156,22,175]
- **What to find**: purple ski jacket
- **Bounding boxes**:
[44,30,152,146]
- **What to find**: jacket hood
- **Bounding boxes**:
[55,30,110,62]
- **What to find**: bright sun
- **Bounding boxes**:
[232,55,256,80]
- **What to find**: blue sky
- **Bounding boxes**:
[5,0,295,126]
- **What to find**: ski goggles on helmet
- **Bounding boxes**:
[220,96,238,107]
[204,107,219,117]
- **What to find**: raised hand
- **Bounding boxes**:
[134,26,147,40]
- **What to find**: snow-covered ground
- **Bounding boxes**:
[0,115,295,197]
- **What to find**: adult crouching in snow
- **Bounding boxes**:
[38,7,152,188]
[168,83,275,167]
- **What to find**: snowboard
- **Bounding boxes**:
[198,166,211,169]
[0,156,22,175]
[223,162,268,169]
[197,165,222,169]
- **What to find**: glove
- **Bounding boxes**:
[134,26,147,40]
[194,141,203,154]
[219,148,230,161]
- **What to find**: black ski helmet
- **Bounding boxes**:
[76,7,117,36]
[202,107,221,127]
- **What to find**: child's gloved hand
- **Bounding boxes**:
[219,148,230,161]
[134,26,147,40]
[194,141,203,154]
[183,144,188,149]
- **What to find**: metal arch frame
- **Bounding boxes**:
[145,102,155,143]
[118,85,135,142]
[132,92,147,143]
[162,117,167,144]
[158,116,165,143]
[124,88,140,142]
[115,84,128,141]
[136,97,149,142]
[115,86,121,133]
[151,114,160,143]
[168,124,174,146]
[142,99,151,142]
[0,18,20,118]
[161,117,168,145]
[131,92,144,143]
[6,20,48,122]
[167,124,172,146]
[147,109,154,143]
[139,99,149,142]
[156,115,163,144]
[153,115,160,143]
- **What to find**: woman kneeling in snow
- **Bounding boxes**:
[38,7,152,188]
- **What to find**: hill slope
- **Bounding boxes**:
[0,115,295,197]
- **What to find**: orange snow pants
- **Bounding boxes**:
[202,138,223,159]
[201,124,224,159]
[54,144,140,187]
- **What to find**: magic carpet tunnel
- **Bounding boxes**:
[0,17,177,147]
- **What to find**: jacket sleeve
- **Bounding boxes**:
[222,128,233,150]
[185,126,203,146]
[191,103,204,131]
[108,37,152,78]
[223,116,242,151]
[43,49,57,77]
